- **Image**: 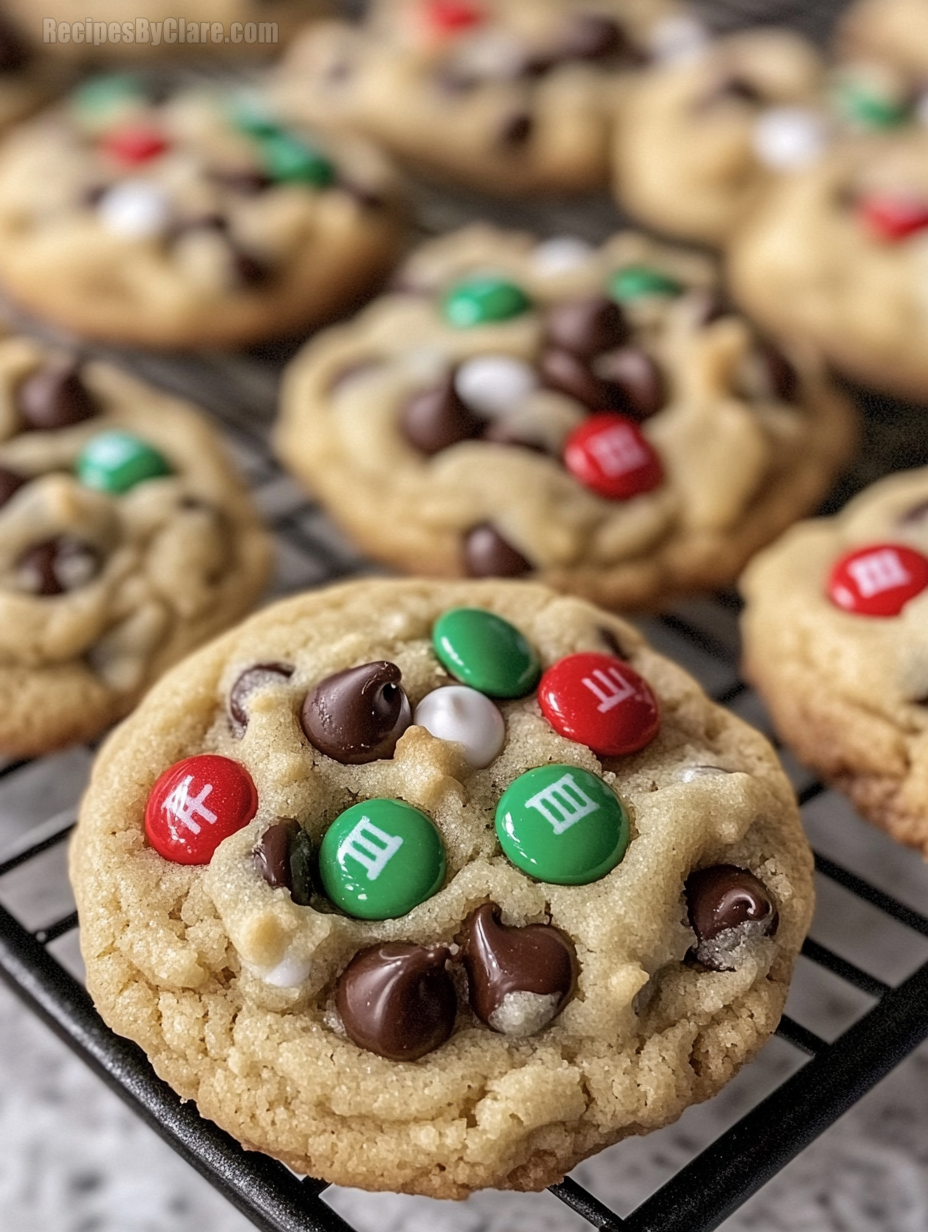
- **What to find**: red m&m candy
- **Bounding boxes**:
[859,195,928,242]
[145,754,258,864]
[563,413,663,501]
[100,125,169,166]
[421,0,484,35]
[827,543,928,617]
[539,653,660,757]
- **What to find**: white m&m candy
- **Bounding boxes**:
[454,355,538,418]
[414,685,506,768]
[530,236,595,278]
[97,179,173,239]
[752,107,829,172]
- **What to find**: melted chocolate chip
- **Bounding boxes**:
[171,213,227,237]
[17,360,98,431]
[544,296,629,360]
[232,249,270,287]
[690,289,735,326]
[301,661,412,764]
[685,865,778,971]
[697,74,765,110]
[0,13,29,73]
[228,662,294,737]
[253,819,314,906]
[595,347,666,420]
[336,943,456,1061]
[16,538,100,596]
[538,347,604,409]
[758,342,799,402]
[498,110,534,148]
[463,524,532,578]
[556,13,627,62]
[0,466,26,508]
[401,374,484,456]
[214,168,273,194]
[598,626,628,659]
[462,903,577,1034]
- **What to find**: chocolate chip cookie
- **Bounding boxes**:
[741,468,928,857]
[838,0,928,80]
[728,130,928,401]
[0,334,271,756]
[613,29,828,247]
[0,75,405,349]
[274,224,857,611]
[274,0,684,195]
[70,577,813,1196]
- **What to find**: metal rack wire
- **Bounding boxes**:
[5,0,928,1227]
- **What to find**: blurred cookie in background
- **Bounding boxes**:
[0,333,272,756]
[837,0,928,80]
[0,75,407,348]
[728,131,928,402]
[275,224,858,610]
[274,0,692,195]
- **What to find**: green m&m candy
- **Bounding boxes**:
[76,430,171,494]
[319,799,446,920]
[834,78,909,130]
[259,131,336,187]
[72,74,146,129]
[608,265,683,303]
[495,764,629,885]
[442,276,532,328]
[432,608,539,698]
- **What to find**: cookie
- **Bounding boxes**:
[0,75,405,349]
[728,131,928,402]
[274,0,686,195]
[7,1,332,60]
[741,469,928,858]
[838,0,928,80]
[273,224,857,611]
[0,334,272,756]
[0,10,67,132]
[70,576,813,1196]
[612,29,827,247]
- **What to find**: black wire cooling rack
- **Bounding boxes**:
[5,0,928,1229]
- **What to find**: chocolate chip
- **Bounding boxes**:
[463,524,532,578]
[232,249,270,287]
[253,819,314,906]
[498,111,534,148]
[758,342,799,402]
[301,661,412,764]
[685,865,778,971]
[555,13,627,62]
[0,466,26,508]
[172,213,227,236]
[697,74,765,110]
[462,903,577,1035]
[254,821,296,891]
[544,296,629,359]
[336,943,456,1061]
[83,185,108,208]
[433,62,479,94]
[898,498,928,526]
[0,14,29,73]
[16,538,100,596]
[595,347,666,420]
[214,169,273,194]
[401,374,484,456]
[538,348,604,409]
[17,360,98,431]
[229,662,294,737]
[598,626,628,659]
[689,288,734,326]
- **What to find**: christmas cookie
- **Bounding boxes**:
[274,0,685,195]
[6,1,332,61]
[70,577,813,1196]
[0,334,271,756]
[741,468,928,857]
[0,75,405,349]
[612,29,827,247]
[728,130,928,401]
[273,224,857,611]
